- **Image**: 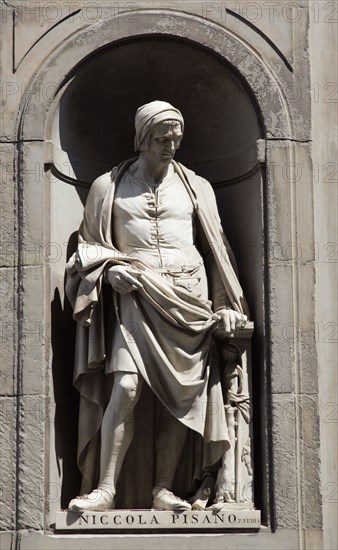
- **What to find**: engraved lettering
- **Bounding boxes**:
[150,514,159,524]
[126,514,134,524]
[138,514,146,525]
[172,513,179,524]
[113,514,122,525]
[100,514,108,525]
[202,514,211,524]
[191,513,199,524]
[56,510,261,530]
[78,514,89,525]
[182,513,188,524]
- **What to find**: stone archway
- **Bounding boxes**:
[46,33,265,514]
[16,10,297,530]
[19,11,291,141]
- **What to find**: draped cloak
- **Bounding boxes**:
[65,158,249,493]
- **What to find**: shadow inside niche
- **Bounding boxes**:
[51,231,81,509]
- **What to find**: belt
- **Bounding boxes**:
[156,263,202,276]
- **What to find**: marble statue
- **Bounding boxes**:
[65,101,251,512]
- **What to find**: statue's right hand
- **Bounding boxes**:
[106,265,143,294]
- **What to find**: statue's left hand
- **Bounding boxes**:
[217,308,247,336]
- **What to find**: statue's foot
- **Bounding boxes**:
[212,489,235,511]
[68,488,115,512]
[152,487,191,511]
[215,489,235,503]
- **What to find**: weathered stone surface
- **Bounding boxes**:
[13,2,83,71]
[3,1,311,142]
[297,265,318,395]
[0,397,16,531]
[269,265,295,394]
[265,142,316,268]
[19,142,46,266]
[266,141,294,260]
[20,266,46,395]
[292,144,316,265]
[19,528,300,550]
[299,395,321,528]
[17,395,45,530]
[7,0,308,79]
[266,140,319,398]
[271,395,298,529]
[0,268,17,395]
[0,532,15,550]
[0,5,18,142]
[285,5,311,140]
[18,12,290,141]
[0,144,16,268]
[304,528,326,550]
[268,264,318,396]
[310,2,338,547]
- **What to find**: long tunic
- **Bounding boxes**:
[107,169,210,375]
[66,159,248,491]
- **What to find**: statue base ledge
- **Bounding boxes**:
[55,509,261,532]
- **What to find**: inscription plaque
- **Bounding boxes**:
[55,510,261,532]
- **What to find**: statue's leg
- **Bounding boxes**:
[99,372,142,496]
[152,407,191,510]
[68,372,142,511]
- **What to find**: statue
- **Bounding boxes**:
[65,101,250,513]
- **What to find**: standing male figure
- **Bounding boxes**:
[66,101,248,512]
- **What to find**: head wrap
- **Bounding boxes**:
[134,100,184,151]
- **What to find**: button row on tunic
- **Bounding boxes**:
[147,189,159,239]
[147,190,160,247]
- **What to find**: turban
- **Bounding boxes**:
[134,100,184,151]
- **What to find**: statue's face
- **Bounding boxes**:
[145,122,183,166]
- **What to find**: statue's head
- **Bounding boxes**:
[134,101,184,163]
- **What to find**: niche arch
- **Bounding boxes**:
[48,36,266,513]
[16,11,293,528]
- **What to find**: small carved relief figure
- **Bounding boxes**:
[66,101,249,512]
[213,343,252,507]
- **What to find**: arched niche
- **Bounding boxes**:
[47,34,265,515]
[52,37,261,185]
[17,12,293,526]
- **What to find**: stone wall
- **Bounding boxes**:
[0,1,336,548]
